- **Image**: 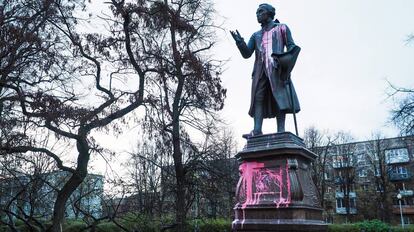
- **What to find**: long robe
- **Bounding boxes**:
[236,22,301,118]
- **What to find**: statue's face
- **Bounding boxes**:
[256,6,270,24]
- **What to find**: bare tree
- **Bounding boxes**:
[332,132,356,223]
[389,84,414,136]
[1,0,155,230]
[123,0,226,229]
[1,1,225,231]
[0,153,56,231]
[304,126,335,208]
[125,139,172,218]
[364,133,395,222]
[388,33,414,135]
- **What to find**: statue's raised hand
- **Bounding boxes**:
[230,30,244,44]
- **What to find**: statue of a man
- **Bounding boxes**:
[231,3,301,138]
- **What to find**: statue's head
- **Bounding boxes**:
[256,3,275,24]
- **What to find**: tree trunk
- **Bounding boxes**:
[172,111,186,231]
[172,133,186,231]
[48,137,90,232]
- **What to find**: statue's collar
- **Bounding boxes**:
[261,21,278,32]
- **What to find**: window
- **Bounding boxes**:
[336,198,344,208]
[349,198,356,208]
[403,216,411,225]
[336,198,356,208]
[385,148,409,164]
[333,154,354,168]
[356,153,368,166]
[358,169,368,178]
[374,167,381,176]
[376,183,384,192]
[391,166,408,175]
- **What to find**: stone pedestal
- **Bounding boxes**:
[232,132,327,232]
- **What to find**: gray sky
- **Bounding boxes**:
[214,0,414,144]
[81,0,414,175]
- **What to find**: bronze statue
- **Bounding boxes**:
[231,3,301,138]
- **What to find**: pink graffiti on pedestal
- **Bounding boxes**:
[238,159,291,209]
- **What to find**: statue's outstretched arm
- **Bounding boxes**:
[231,30,255,59]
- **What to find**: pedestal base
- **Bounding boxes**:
[232,132,327,232]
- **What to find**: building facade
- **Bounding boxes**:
[316,135,414,225]
[0,171,104,221]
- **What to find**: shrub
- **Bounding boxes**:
[63,220,87,232]
[392,225,414,232]
[96,222,120,232]
[119,213,158,232]
[190,218,231,232]
[328,223,359,232]
[356,219,390,232]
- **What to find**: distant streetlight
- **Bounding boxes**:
[397,193,404,229]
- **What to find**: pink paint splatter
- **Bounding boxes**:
[237,159,291,209]
[236,159,291,229]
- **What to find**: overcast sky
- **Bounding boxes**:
[82,0,414,176]
[212,0,414,145]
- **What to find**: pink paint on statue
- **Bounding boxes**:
[238,161,265,208]
[238,159,291,209]
[238,159,291,229]
[261,27,278,79]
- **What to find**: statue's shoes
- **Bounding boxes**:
[242,130,263,139]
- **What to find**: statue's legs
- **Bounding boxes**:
[251,75,268,135]
[246,73,287,137]
[253,100,264,134]
[254,73,286,134]
[276,112,286,133]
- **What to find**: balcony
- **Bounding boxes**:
[388,172,412,182]
[392,205,414,215]
[385,148,410,164]
[399,190,414,197]
[336,207,357,214]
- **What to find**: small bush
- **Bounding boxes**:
[328,223,359,232]
[391,225,414,232]
[63,220,87,232]
[96,222,120,232]
[356,219,390,232]
[119,213,158,232]
[190,218,231,232]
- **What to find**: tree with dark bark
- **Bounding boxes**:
[332,132,356,223]
[1,0,163,231]
[388,35,414,136]
[1,0,225,231]
[126,128,237,222]
[389,84,414,136]
[0,153,56,231]
[128,0,226,230]
[126,139,172,218]
[304,127,337,208]
[364,133,394,223]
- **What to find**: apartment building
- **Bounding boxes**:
[0,170,104,221]
[317,135,414,224]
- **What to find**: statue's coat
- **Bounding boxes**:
[236,22,301,118]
